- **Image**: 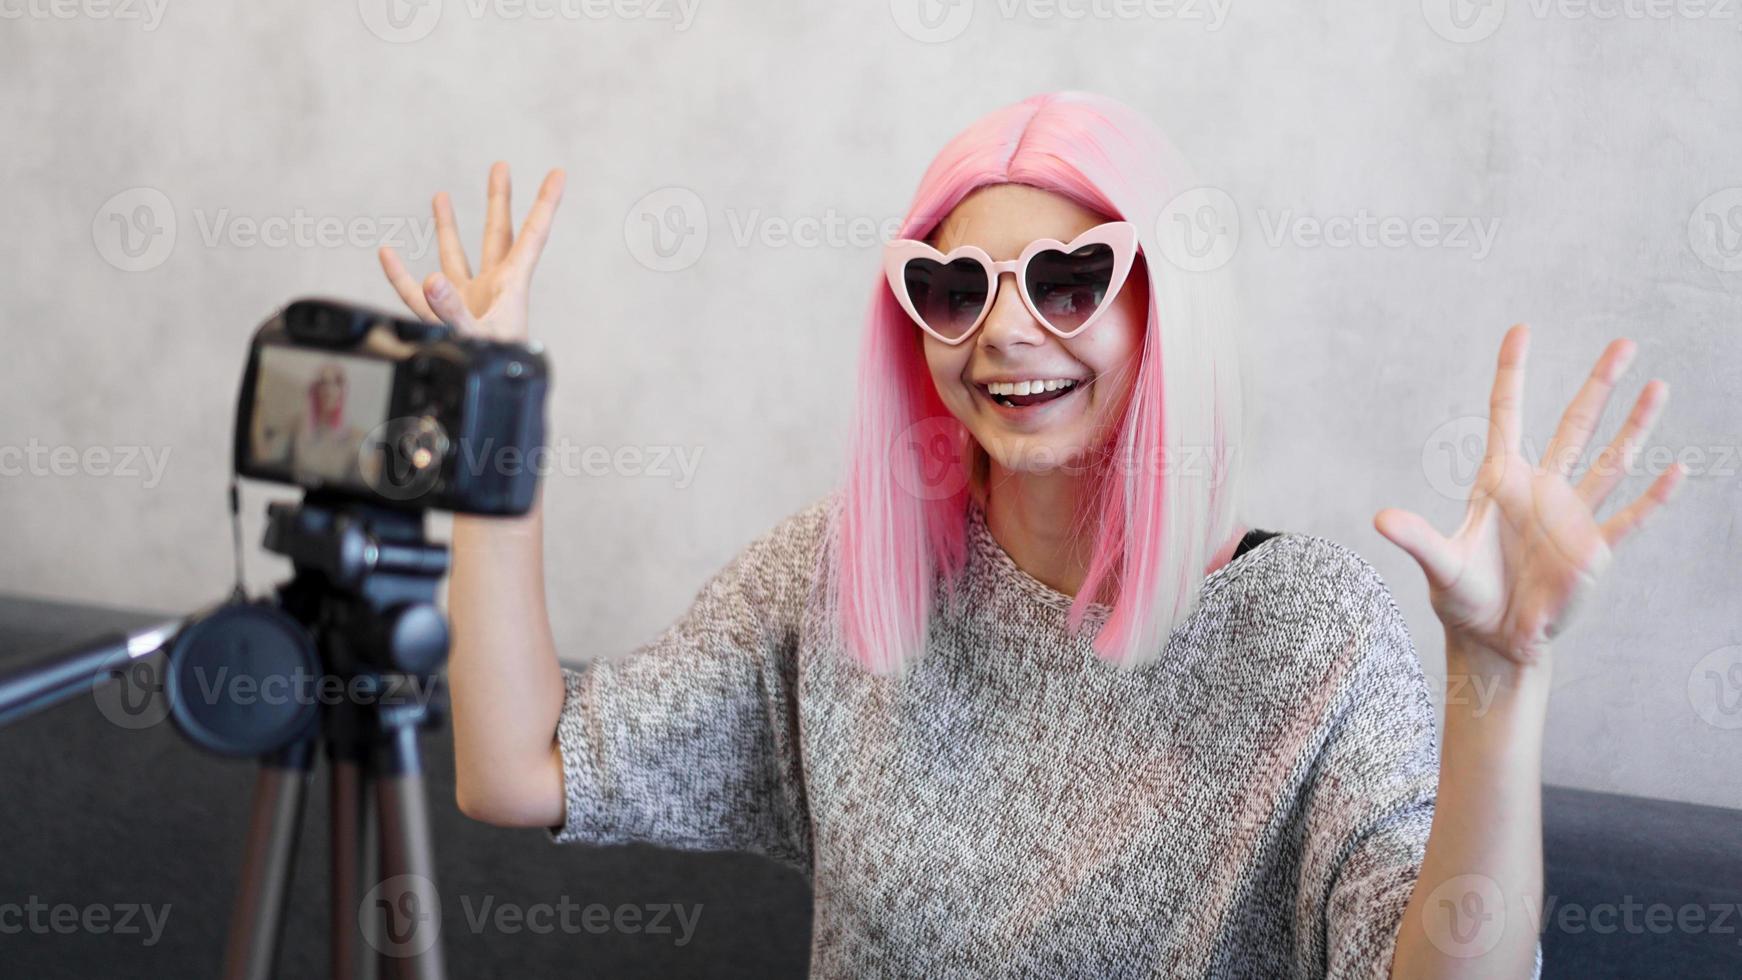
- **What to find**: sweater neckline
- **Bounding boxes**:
[964,501,1112,616]
[963,499,1279,617]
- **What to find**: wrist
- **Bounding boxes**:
[453,496,543,547]
[1443,629,1554,723]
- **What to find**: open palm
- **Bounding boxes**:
[377,161,566,342]
[1375,325,1687,666]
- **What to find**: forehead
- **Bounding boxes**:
[929,183,1110,259]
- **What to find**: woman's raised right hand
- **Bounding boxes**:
[378,162,566,343]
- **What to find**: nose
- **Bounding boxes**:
[975,269,1047,352]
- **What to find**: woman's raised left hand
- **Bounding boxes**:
[1374,324,1687,670]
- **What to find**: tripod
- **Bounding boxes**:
[177,494,453,980]
[0,491,462,976]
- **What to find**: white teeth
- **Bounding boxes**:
[985,379,1077,396]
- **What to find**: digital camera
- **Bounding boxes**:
[233,297,549,515]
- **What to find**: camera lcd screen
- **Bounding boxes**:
[246,346,395,492]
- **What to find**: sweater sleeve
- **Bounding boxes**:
[1298,563,1543,980]
[543,498,828,876]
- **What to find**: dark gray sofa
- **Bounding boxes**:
[1,595,1737,978]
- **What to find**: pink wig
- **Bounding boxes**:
[307,363,347,434]
[833,90,1246,677]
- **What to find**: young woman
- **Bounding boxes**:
[275,360,369,489]
[376,91,1687,978]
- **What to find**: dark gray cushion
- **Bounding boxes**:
[1543,784,1742,978]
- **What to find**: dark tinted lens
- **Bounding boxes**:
[1025,243,1115,332]
[903,257,989,340]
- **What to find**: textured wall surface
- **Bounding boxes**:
[1,3,1737,808]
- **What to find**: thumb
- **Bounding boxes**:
[423,273,480,334]
[1374,508,1459,590]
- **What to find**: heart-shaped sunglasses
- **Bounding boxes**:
[883,220,1139,345]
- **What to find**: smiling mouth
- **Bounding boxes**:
[975,378,1090,410]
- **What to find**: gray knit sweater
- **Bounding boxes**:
[547,490,1543,979]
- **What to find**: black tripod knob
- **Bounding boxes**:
[165,602,322,758]
[370,602,449,676]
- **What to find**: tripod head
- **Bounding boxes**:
[262,492,449,678]
[164,492,450,760]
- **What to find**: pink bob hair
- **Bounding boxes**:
[831,90,1247,677]
[307,361,347,434]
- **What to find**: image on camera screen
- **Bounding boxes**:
[248,347,395,492]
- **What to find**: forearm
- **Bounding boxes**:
[1390,630,1551,979]
[447,491,568,827]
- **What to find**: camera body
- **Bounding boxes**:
[233,297,549,515]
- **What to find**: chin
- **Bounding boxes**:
[981,431,1095,475]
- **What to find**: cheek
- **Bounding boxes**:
[1074,291,1147,379]
[922,338,970,395]
[1108,271,1148,355]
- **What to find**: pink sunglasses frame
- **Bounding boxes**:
[883,220,1140,346]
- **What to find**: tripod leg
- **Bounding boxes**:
[222,738,314,980]
[331,754,381,980]
[373,722,447,980]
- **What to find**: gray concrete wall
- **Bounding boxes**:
[2,1,1737,808]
